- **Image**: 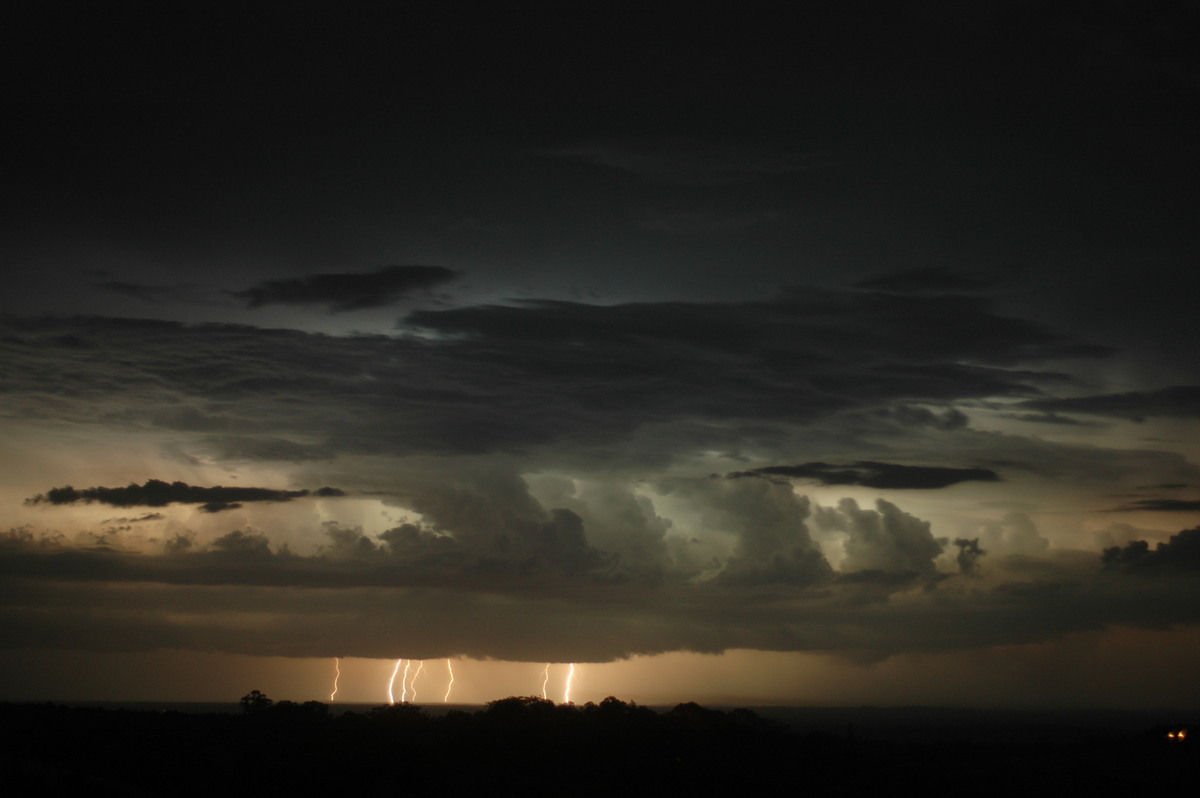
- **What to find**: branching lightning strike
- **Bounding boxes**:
[387,658,403,705]
[330,657,341,702]
[563,663,577,705]
[443,659,454,703]
[408,661,425,702]
[400,659,412,702]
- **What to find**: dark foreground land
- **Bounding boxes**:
[3,696,1196,796]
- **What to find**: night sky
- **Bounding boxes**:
[3,2,1199,708]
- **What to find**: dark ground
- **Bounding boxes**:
[3,697,1196,796]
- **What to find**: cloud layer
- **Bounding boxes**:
[26,479,342,513]
[233,265,458,311]
[730,462,999,490]
[0,285,1195,670]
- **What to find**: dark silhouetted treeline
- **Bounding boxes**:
[2,695,1196,796]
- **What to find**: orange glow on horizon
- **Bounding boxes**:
[23,627,1196,707]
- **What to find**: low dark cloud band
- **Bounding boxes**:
[234,265,457,311]
[730,461,1000,490]
[26,479,344,512]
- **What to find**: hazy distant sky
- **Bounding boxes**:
[2,2,1199,707]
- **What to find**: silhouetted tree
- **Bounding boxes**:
[239,689,273,714]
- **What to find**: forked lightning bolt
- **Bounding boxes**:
[408,661,425,702]
[563,663,577,704]
[387,658,403,705]
[400,660,412,702]
[330,657,341,702]
[443,659,454,703]
[541,663,551,699]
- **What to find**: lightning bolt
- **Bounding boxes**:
[541,663,550,700]
[387,658,403,705]
[408,661,425,702]
[443,659,454,703]
[400,659,412,702]
[563,663,577,704]
[329,657,341,702]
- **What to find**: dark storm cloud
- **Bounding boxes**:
[1019,386,1200,421]
[1116,499,1200,513]
[872,405,970,430]
[406,289,1111,369]
[732,462,999,490]
[1001,412,1099,426]
[25,479,341,511]
[211,529,273,556]
[198,436,335,463]
[393,291,1108,451]
[149,406,233,432]
[1103,527,1200,571]
[854,267,996,294]
[0,288,1110,464]
[100,513,165,524]
[6,528,1200,663]
[233,265,458,311]
[4,482,1200,665]
[0,517,620,596]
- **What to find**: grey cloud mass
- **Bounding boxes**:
[1019,386,1200,421]
[26,479,343,513]
[233,265,458,311]
[4,520,1200,663]
[730,462,999,490]
[0,288,1110,468]
[1103,527,1200,571]
[815,498,946,575]
[5,297,1183,663]
[1116,498,1200,513]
